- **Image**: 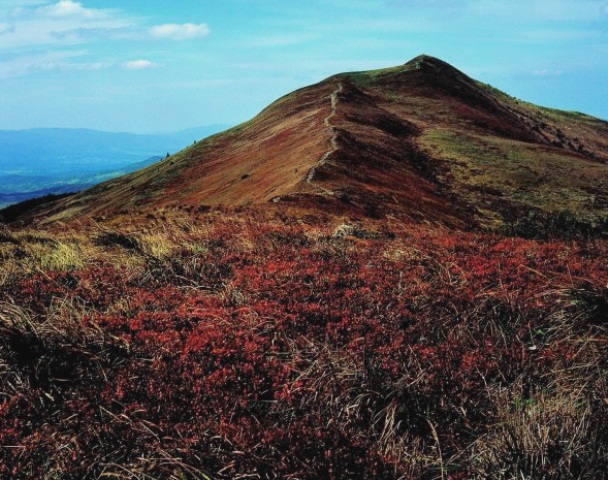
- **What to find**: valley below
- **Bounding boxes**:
[0,126,228,209]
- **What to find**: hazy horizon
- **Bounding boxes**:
[1,0,607,134]
[0,124,231,135]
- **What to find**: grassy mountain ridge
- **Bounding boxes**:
[19,55,608,235]
[2,56,608,479]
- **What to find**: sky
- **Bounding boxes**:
[0,0,607,133]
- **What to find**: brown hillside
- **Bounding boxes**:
[23,55,608,230]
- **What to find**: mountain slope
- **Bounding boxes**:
[0,126,228,208]
[22,55,608,231]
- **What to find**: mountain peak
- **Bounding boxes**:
[403,54,460,73]
[404,54,473,82]
[405,54,440,66]
[16,56,608,229]
[348,55,477,95]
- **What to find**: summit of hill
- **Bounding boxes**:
[10,55,608,235]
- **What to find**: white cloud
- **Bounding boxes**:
[123,59,161,70]
[37,0,98,18]
[2,2,47,16]
[0,50,111,78]
[0,2,210,79]
[150,23,209,40]
[0,2,131,51]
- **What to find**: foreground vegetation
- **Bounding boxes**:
[1,205,607,479]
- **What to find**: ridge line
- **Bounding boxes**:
[306,82,343,189]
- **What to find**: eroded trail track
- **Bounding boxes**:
[306,82,343,185]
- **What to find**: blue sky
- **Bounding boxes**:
[0,0,607,133]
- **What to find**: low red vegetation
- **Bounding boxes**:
[1,211,608,478]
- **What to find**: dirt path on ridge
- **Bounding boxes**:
[306,82,343,186]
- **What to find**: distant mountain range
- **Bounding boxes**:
[0,125,228,208]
